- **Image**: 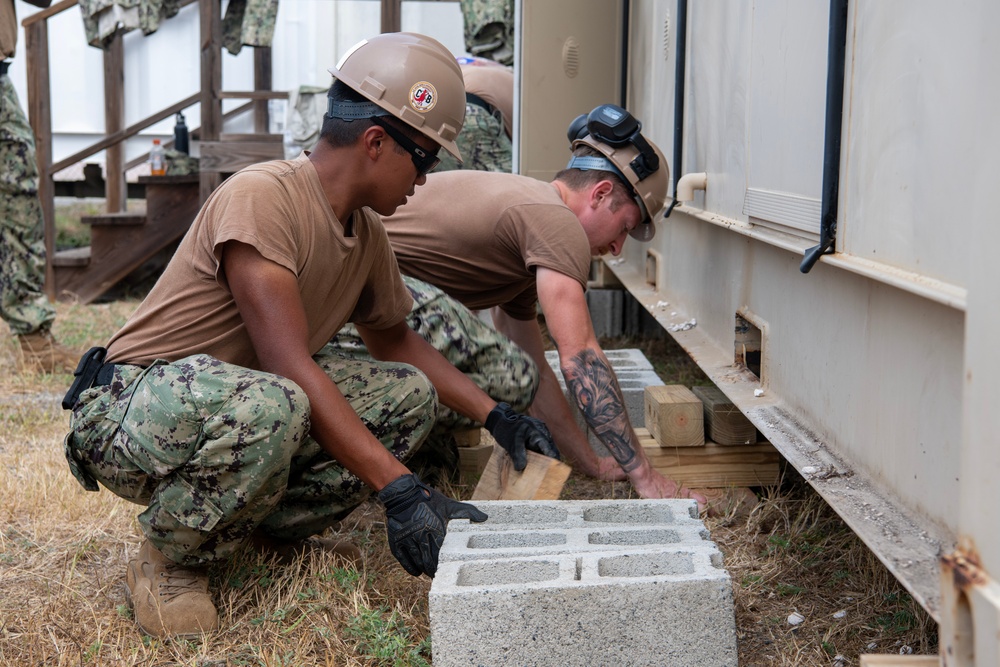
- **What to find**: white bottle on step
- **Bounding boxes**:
[149,139,166,176]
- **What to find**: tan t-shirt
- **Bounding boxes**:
[461,61,514,138]
[385,171,591,321]
[108,154,412,368]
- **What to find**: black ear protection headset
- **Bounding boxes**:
[566,104,660,181]
[566,104,662,240]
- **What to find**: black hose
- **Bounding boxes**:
[664,0,688,219]
[800,0,849,273]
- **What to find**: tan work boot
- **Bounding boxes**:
[125,540,219,638]
[17,330,78,374]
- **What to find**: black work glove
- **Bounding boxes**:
[484,402,561,471]
[378,473,488,577]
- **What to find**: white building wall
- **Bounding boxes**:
[8,0,466,170]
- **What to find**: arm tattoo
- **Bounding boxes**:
[562,348,642,473]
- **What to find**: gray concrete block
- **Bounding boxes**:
[430,500,737,667]
[440,500,709,564]
[586,288,624,338]
[545,348,653,372]
[544,349,664,456]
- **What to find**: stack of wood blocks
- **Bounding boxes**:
[641,384,780,487]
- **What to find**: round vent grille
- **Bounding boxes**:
[562,37,580,78]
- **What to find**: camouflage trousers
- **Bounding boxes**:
[436,104,512,174]
[0,75,55,336]
[460,0,515,65]
[330,276,538,433]
[64,352,436,567]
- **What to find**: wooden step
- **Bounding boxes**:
[53,177,200,304]
[80,211,146,226]
[52,246,91,267]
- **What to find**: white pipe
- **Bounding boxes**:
[676,171,707,201]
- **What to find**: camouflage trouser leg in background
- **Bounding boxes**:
[330,277,538,482]
[330,276,539,432]
[435,104,512,173]
[459,0,515,65]
[64,353,436,567]
[0,75,56,336]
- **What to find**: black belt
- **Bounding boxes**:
[94,362,144,386]
[63,346,146,410]
[0,61,9,76]
[94,363,117,386]
[466,92,499,120]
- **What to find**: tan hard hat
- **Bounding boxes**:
[329,33,466,161]
[572,134,669,241]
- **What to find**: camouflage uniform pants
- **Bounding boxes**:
[330,276,538,433]
[460,0,515,65]
[64,352,436,567]
[0,74,55,336]
[436,103,512,173]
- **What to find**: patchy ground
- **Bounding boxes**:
[0,302,936,666]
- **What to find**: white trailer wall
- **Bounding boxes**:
[617,1,996,619]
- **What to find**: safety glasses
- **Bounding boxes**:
[370,116,441,176]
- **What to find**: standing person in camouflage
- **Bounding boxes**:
[435,56,513,173]
[61,33,557,641]
[335,105,709,509]
[1,0,76,373]
[459,0,514,65]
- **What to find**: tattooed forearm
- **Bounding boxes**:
[562,348,642,472]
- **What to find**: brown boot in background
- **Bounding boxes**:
[251,530,364,568]
[125,539,219,638]
[17,330,78,374]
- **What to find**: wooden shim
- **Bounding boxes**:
[691,385,757,445]
[636,428,780,488]
[458,442,493,479]
[472,442,572,501]
[644,385,705,447]
[453,428,482,448]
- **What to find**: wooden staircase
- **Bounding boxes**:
[51,175,201,304]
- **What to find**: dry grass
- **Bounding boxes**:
[1,301,439,666]
[0,303,937,666]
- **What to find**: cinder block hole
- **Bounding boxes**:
[575,557,583,581]
[468,532,567,549]
[710,552,725,569]
[734,314,762,379]
[598,552,695,578]
[456,560,560,586]
[583,505,675,524]
[481,505,569,524]
[588,529,680,546]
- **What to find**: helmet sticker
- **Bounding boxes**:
[409,82,437,113]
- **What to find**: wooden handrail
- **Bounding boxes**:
[20,0,76,27]
[123,101,257,171]
[51,93,200,174]
[22,0,198,27]
[217,90,289,100]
